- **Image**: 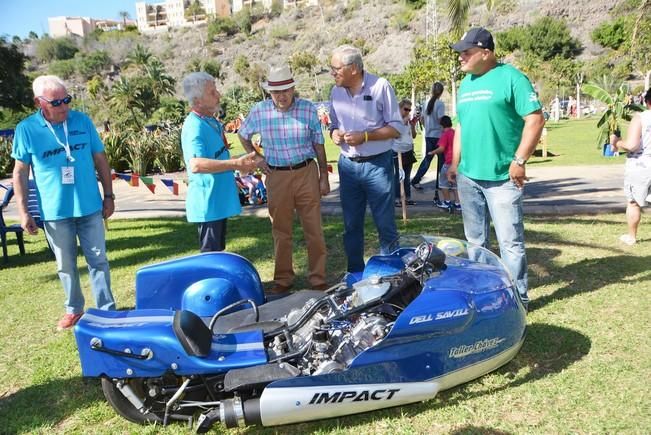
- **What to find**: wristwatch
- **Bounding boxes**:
[104,193,115,200]
[513,156,527,167]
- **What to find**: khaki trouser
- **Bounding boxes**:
[266,160,327,288]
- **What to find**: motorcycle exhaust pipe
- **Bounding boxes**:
[218,382,439,428]
[219,397,261,428]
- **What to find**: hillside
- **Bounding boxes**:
[30,0,617,100]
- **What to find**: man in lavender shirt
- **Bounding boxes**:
[329,45,402,273]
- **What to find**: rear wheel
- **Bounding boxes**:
[101,377,165,424]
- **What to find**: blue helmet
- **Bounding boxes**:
[181,278,241,317]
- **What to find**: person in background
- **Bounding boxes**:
[181,72,257,252]
[12,75,117,330]
[393,98,418,206]
[447,28,545,308]
[610,88,651,246]
[410,82,445,207]
[329,45,401,273]
[431,116,459,211]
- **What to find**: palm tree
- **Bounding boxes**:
[184,0,206,23]
[118,11,130,28]
[145,59,176,99]
[125,44,153,72]
[447,0,494,35]
[109,77,144,129]
[582,81,644,148]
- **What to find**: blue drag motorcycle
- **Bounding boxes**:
[74,235,526,432]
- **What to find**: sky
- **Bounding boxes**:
[0,0,138,39]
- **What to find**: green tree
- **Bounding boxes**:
[76,50,111,79]
[49,59,77,79]
[207,16,239,39]
[35,36,79,62]
[582,82,644,147]
[143,59,176,100]
[118,10,130,27]
[28,31,39,40]
[520,17,581,61]
[234,9,252,35]
[0,41,32,112]
[592,17,631,50]
[125,44,153,72]
[184,0,206,23]
[109,77,145,129]
[447,0,495,35]
[288,51,320,94]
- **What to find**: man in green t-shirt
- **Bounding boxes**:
[447,27,545,309]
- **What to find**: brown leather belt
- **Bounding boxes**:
[268,158,313,171]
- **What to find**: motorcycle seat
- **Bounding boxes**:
[174,310,212,357]
[210,290,324,334]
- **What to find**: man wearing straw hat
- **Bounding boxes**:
[239,65,330,296]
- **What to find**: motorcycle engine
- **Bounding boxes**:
[299,313,389,375]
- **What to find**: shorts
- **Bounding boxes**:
[438,164,456,190]
[624,158,651,206]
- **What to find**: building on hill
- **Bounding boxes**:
[231,0,318,13]
[48,16,137,38]
[135,0,230,33]
[48,16,95,38]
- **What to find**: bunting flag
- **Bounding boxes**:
[131,173,140,187]
[161,178,179,195]
[140,176,156,194]
[327,164,333,173]
[116,173,132,184]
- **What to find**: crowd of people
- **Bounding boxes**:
[9,27,648,329]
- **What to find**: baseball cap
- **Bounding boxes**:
[450,27,495,52]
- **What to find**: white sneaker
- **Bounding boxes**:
[619,234,636,246]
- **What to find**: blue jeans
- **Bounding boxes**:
[456,174,528,298]
[338,151,398,272]
[393,151,414,199]
[411,137,443,189]
[44,211,116,314]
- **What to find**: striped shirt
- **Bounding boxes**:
[239,98,324,166]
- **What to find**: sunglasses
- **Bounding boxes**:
[39,95,73,107]
[402,107,412,111]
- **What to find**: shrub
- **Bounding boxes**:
[154,126,184,173]
[0,136,14,178]
[49,59,77,79]
[100,129,129,173]
[76,50,111,79]
[269,25,293,40]
[35,36,78,62]
[592,17,630,50]
[124,131,158,175]
[208,16,239,39]
[391,7,415,31]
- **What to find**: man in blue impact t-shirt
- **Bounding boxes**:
[180,72,257,252]
[12,75,117,331]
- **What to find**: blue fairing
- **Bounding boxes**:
[74,309,266,378]
[135,252,265,311]
[264,256,525,389]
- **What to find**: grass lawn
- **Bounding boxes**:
[0,214,649,434]
[227,116,628,172]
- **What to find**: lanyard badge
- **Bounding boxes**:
[43,118,75,163]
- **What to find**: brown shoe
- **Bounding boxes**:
[57,312,84,331]
[268,284,292,294]
[312,284,329,291]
